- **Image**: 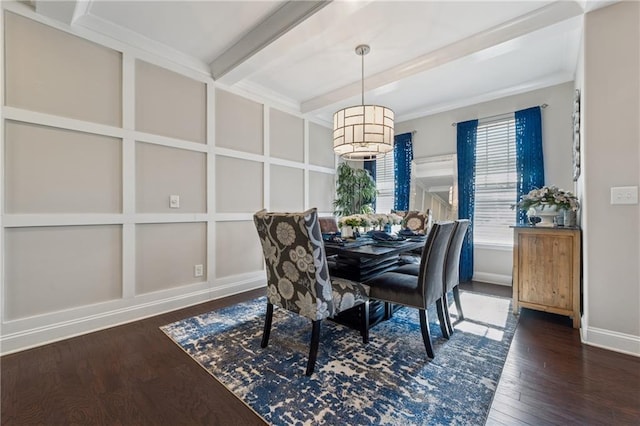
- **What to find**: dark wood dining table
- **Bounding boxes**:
[323,237,426,330]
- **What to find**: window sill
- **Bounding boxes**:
[474,242,513,251]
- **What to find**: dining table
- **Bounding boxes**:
[323,236,426,331]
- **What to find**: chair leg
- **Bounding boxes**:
[383,302,393,320]
[419,309,435,359]
[442,292,454,336]
[306,320,322,376]
[261,302,274,348]
[436,299,451,339]
[360,301,370,344]
[453,286,464,321]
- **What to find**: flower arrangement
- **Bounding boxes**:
[513,185,580,212]
[338,213,403,229]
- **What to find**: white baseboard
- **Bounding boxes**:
[472,272,512,286]
[581,324,640,357]
[0,273,265,356]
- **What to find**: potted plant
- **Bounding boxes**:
[333,162,377,217]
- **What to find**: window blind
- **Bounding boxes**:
[474,116,517,245]
[375,150,395,213]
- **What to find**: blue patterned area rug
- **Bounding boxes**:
[161,291,517,425]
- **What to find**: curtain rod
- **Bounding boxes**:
[450,103,548,127]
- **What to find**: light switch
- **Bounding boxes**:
[610,186,638,205]
[169,195,180,208]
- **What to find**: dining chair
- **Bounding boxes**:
[393,219,470,335]
[399,209,434,264]
[441,219,470,334]
[253,208,370,376]
[364,221,455,359]
[318,216,339,234]
[402,210,433,234]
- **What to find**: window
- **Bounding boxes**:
[474,116,517,245]
[375,150,395,213]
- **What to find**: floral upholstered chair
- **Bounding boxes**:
[253,208,370,376]
[403,210,433,234]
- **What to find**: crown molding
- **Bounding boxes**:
[73,11,211,76]
[396,73,574,124]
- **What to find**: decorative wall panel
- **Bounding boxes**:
[136,222,207,294]
[215,156,263,213]
[136,142,206,213]
[309,122,335,168]
[4,12,122,126]
[308,171,335,212]
[270,165,304,212]
[215,89,263,154]
[215,221,263,278]
[5,121,122,214]
[135,60,206,143]
[4,225,122,320]
[270,109,303,162]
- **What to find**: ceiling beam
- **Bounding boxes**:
[301,0,583,114]
[34,0,79,25]
[210,0,331,80]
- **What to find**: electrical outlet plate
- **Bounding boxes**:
[169,195,180,208]
[610,186,638,205]
[194,264,204,277]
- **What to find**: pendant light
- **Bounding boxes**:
[333,44,394,160]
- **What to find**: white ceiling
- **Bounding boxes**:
[33,0,615,126]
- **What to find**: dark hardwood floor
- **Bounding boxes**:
[2,283,639,425]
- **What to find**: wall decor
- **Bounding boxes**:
[572,89,581,181]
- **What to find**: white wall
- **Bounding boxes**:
[581,1,639,355]
[397,82,575,286]
[0,3,336,354]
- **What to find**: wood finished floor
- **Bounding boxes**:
[2,283,639,425]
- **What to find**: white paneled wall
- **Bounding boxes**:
[0,4,336,354]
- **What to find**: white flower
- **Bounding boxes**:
[282,261,299,281]
[290,246,314,273]
[514,185,580,211]
[267,284,281,305]
[278,278,294,299]
[295,291,316,319]
[316,300,329,319]
[261,237,278,264]
[340,293,355,311]
[407,217,422,231]
[276,222,296,246]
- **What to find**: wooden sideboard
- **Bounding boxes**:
[511,226,581,328]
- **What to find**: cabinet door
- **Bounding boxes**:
[518,232,574,310]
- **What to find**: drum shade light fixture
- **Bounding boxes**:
[333,45,394,160]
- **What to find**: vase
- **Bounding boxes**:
[533,204,558,227]
[564,209,577,227]
[341,226,354,239]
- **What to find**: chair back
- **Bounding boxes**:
[416,221,455,307]
[318,216,339,234]
[404,210,430,234]
[444,220,470,292]
[253,208,334,321]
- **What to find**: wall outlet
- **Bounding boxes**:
[610,186,638,205]
[169,195,180,208]
[194,264,204,277]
